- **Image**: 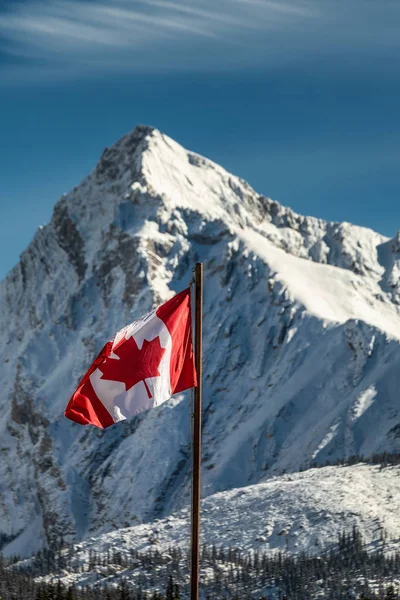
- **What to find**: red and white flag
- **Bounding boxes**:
[65,288,197,428]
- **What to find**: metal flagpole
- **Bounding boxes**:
[190,262,203,600]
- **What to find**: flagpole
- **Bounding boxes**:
[190,262,203,600]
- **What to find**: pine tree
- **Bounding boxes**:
[65,587,75,600]
[386,584,398,600]
[173,582,180,600]
[165,574,174,600]
[117,579,130,600]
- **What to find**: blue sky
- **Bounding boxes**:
[1,0,400,280]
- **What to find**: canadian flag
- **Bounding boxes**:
[65,288,197,428]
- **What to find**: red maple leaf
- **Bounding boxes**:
[99,336,166,398]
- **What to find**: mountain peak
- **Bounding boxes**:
[59,124,269,259]
[93,124,157,184]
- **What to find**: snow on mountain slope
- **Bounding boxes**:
[65,463,400,557]
[17,464,400,588]
[1,125,400,556]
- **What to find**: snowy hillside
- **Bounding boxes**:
[15,463,400,594]
[45,463,400,561]
[1,125,400,556]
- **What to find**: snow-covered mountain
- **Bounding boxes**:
[1,125,400,557]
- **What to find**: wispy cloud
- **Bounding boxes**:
[0,0,399,83]
[0,0,316,81]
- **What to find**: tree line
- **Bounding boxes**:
[1,526,400,599]
[300,451,400,472]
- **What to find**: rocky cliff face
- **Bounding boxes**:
[1,125,400,556]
